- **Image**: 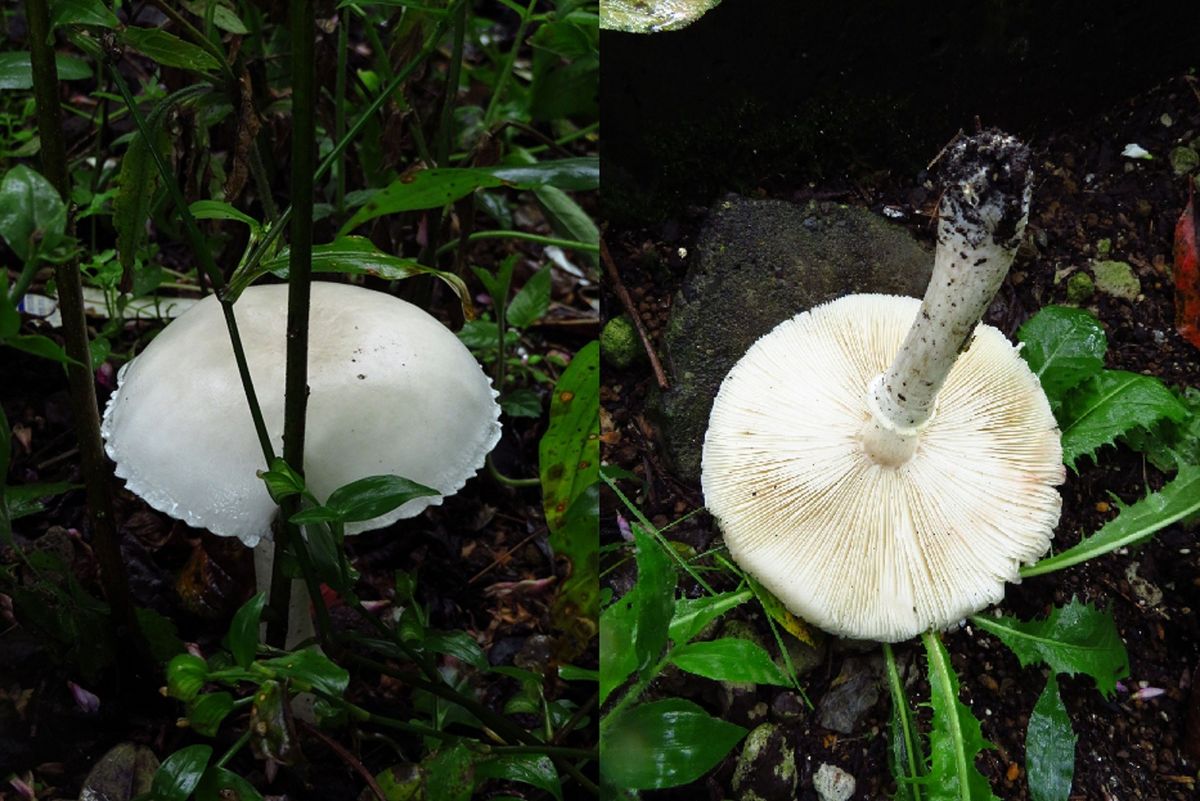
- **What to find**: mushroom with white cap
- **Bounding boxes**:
[701,131,1064,643]
[102,281,502,641]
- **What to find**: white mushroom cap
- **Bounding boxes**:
[102,282,501,545]
[701,294,1063,642]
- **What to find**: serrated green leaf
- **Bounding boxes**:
[188,692,234,737]
[122,27,222,72]
[970,598,1128,698]
[601,698,746,790]
[923,632,997,801]
[475,754,562,801]
[1124,386,1200,472]
[166,653,209,701]
[339,158,598,235]
[668,588,753,645]
[1059,370,1188,469]
[1017,306,1107,404]
[227,592,265,668]
[632,524,676,679]
[669,638,789,685]
[506,266,552,329]
[151,745,213,801]
[539,341,599,531]
[1026,674,1075,801]
[1022,465,1200,577]
[0,165,68,263]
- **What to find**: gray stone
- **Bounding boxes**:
[659,196,933,482]
[781,632,827,677]
[817,656,881,734]
[1092,259,1141,301]
[813,762,856,801]
[732,722,798,801]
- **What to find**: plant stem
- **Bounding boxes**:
[486,453,540,488]
[334,7,348,215]
[434,0,466,167]
[109,70,276,468]
[24,0,142,673]
[235,1,465,293]
[271,0,317,649]
[216,730,252,768]
[482,0,537,130]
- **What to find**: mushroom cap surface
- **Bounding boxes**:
[102,282,501,545]
[701,294,1063,642]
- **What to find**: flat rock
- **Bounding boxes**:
[732,722,798,801]
[659,195,933,482]
[817,656,881,734]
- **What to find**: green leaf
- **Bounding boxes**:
[548,484,600,659]
[1059,370,1188,469]
[535,185,599,267]
[599,583,638,705]
[320,474,440,523]
[195,766,263,801]
[969,598,1128,698]
[923,632,997,801]
[0,165,68,263]
[424,630,487,670]
[500,388,542,418]
[257,458,307,504]
[5,481,78,520]
[506,266,552,329]
[259,648,350,696]
[122,28,222,72]
[188,692,234,737]
[475,754,562,801]
[0,52,91,90]
[559,664,599,682]
[601,698,746,790]
[151,745,213,801]
[7,334,76,365]
[189,199,262,233]
[669,638,789,685]
[539,341,599,531]
[1124,386,1200,472]
[229,237,473,319]
[339,158,599,234]
[227,592,266,668]
[631,524,676,679]
[457,320,519,350]
[424,742,475,801]
[668,588,753,645]
[180,0,249,34]
[166,653,209,701]
[601,0,723,33]
[50,0,119,28]
[1025,674,1075,801]
[114,96,172,278]
[1022,465,1200,577]
[135,607,186,664]
[884,643,924,801]
[1017,306,1107,404]
[0,405,11,548]
[529,18,598,121]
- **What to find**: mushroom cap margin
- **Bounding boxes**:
[700,294,1063,642]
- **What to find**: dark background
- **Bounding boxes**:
[601,0,1200,222]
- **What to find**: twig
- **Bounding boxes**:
[467,529,543,584]
[299,721,388,801]
[599,238,669,390]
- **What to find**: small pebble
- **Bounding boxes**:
[1006,762,1020,782]
[1096,501,1110,513]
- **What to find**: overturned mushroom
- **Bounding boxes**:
[702,131,1063,643]
[102,282,502,642]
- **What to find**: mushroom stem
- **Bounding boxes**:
[861,131,1033,467]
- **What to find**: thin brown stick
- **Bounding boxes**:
[467,529,542,585]
[600,238,669,390]
[299,721,387,801]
